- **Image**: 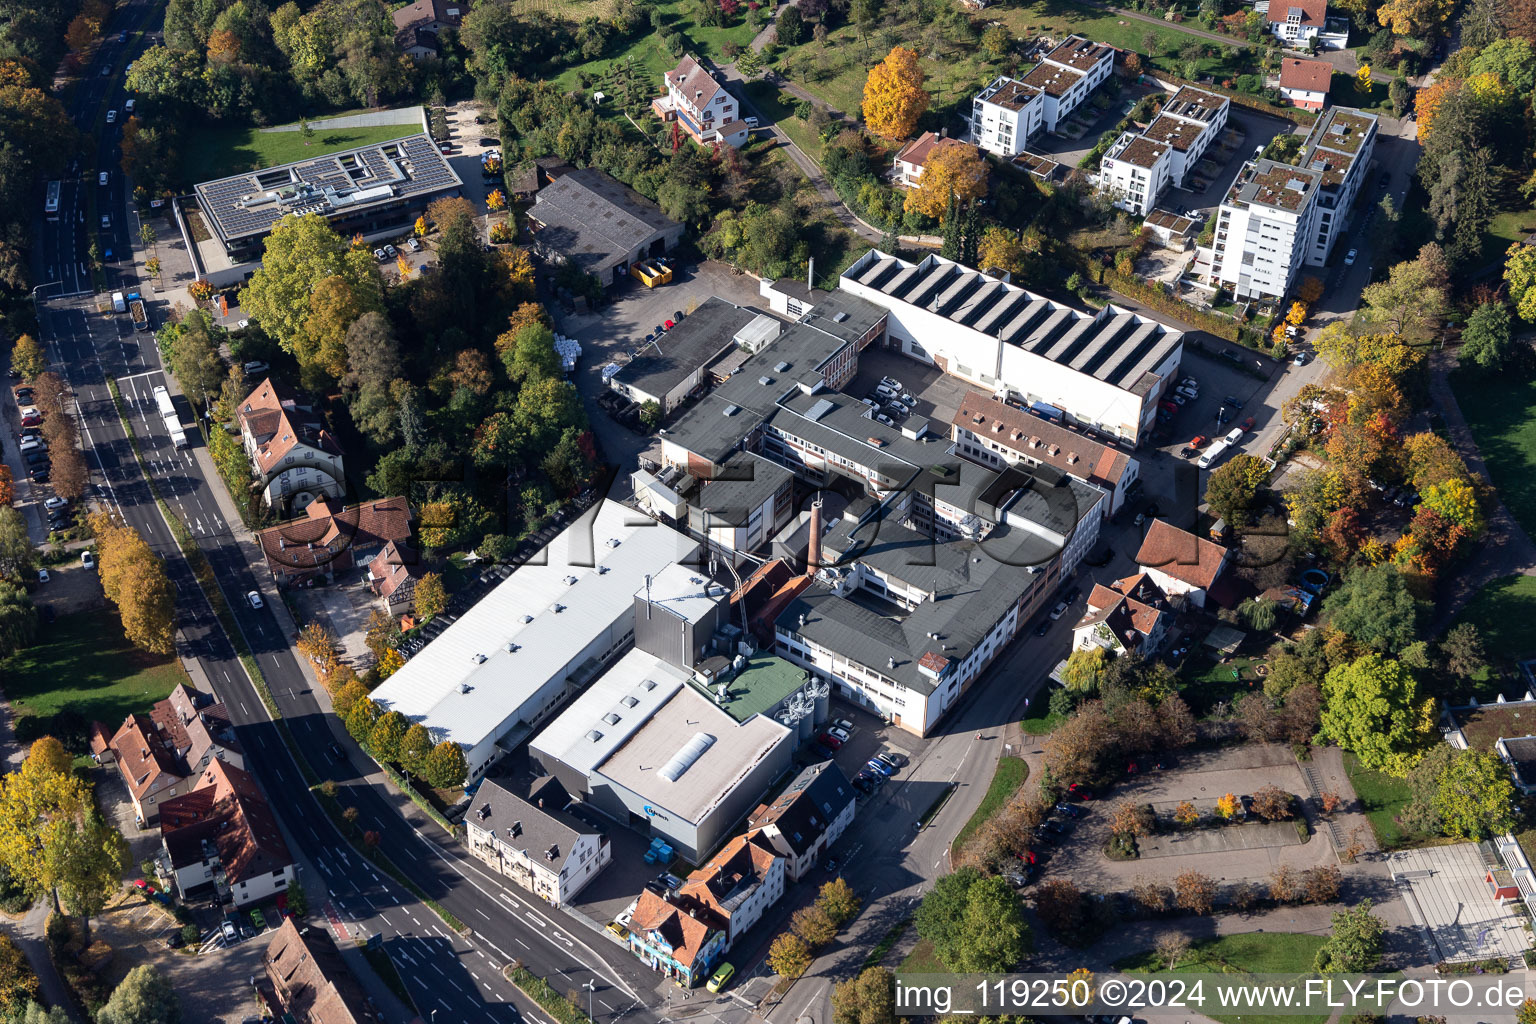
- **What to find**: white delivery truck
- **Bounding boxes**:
[111,291,126,313]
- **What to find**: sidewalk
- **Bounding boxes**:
[0,903,84,1023]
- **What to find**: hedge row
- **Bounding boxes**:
[1099,268,1242,341]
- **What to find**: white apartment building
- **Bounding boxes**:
[1197,158,1320,302]
[1096,87,1228,214]
[466,779,611,906]
[970,77,1044,157]
[1098,133,1172,216]
[654,55,747,146]
[1297,108,1377,266]
[1195,107,1375,300]
[1019,36,1116,133]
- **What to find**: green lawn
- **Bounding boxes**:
[180,119,421,184]
[550,0,760,93]
[1178,652,1262,717]
[1452,574,1536,662]
[1477,207,1533,271]
[899,937,945,974]
[1,609,188,750]
[1450,363,1536,540]
[996,2,1251,78]
[950,755,1028,857]
[1116,932,1329,1024]
[743,81,825,162]
[1020,710,1065,735]
[1343,751,1416,850]
[1326,72,1392,114]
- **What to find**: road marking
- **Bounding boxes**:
[475,908,489,919]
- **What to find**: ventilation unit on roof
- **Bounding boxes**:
[759,376,773,386]
[607,537,621,547]
[622,696,639,708]
[603,713,621,725]
[523,614,535,623]
[598,566,610,575]
[643,680,657,690]
[506,642,520,653]
[472,654,486,664]
[774,361,790,372]
[460,682,473,694]
[553,603,566,613]
[833,311,849,322]
[586,730,603,742]
[723,404,740,416]
[564,575,579,585]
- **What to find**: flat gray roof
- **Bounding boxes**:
[195,133,461,245]
[693,452,793,525]
[616,297,761,399]
[529,168,680,275]
[594,685,790,825]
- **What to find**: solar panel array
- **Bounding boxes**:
[195,133,462,244]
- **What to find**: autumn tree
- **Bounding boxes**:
[1154,933,1190,970]
[1359,257,1447,338]
[422,741,468,789]
[296,621,337,668]
[0,934,39,1014]
[862,46,929,139]
[0,742,91,915]
[414,572,446,618]
[1377,0,1453,36]
[49,806,128,945]
[97,965,180,1024]
[1215,792,1240,820]
[368,710,409,764]
[1403,744,1516,839]
[791,905,839,947]
[1060,647,1107,693]
[818,876,861,925]
[0,508,32,581]
[1132,877,1171,912]
[832,967,893,1024]
[400,724,433,777]
[768,932,812,978]
[1173,871,1215,915]
[9,336,43,381]
[90,511,175,654]
[904,142,988,221]
[1250,785,1292,820]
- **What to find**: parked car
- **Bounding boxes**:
[1048,600,1069,620]
[817,732,844,750]
[246,590,264,609]
[864,758,895,777]
[828,726,851,743]
[406,238,421,252]
[832,717,854,732]
[106,109,117,124]
[36,569,48,584]
[373,248,387,261]
[1293,351,1309,366]
[81,551,95,569]
[1344,248,1358,266]
[1033,619,1050,636]
[1055,803,1085,818]
[43,497,67,511]
[706,963,735,993]
[877,750,908,768]
[19,407,41,426]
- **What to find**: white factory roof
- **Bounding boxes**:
[594,686,790,826]
[369,500,698,749]
[640,562,727,626]
[529,648,692,779]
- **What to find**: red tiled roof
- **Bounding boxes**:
[1279,57,1332,94]
[160,760,292,885]
[680,833,780,922]
[236,378,343,477]
[1135,519,1229,589]
[107,714,181,801]
[255,497,412,577]
[368,540,421,601]
[630,888,722,970]
[265,917,371,1024]
[1267,0,1327,26]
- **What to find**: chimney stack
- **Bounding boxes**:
[807,257,815,293]
[807,495,823,572]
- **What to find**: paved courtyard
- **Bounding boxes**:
[1387,844,1533,964]
[291,573,382,671]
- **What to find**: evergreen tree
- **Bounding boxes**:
[960,201,980,267]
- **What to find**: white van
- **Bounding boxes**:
[124,98,135,113]
[1197,439,1229,470]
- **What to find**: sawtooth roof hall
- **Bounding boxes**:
[368,500,699,781]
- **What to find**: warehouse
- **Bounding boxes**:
[368,501,698,781]
[527,168,684,282]
[609,299,767,415]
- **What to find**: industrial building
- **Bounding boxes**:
[528,168,684,282]
[608,298,768,415]
[839,250,1183,446]
[368,500,699,782]
[191,131,461,286]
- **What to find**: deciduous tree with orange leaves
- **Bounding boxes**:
[862,45,929,139]
[904,141,988,220]
[1413,79,1456,143]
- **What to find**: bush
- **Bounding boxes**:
[1102,268,1240,340]
[180,924,199,946]
[1434,958,1508,974]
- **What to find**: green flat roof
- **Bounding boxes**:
[688,654,810,724]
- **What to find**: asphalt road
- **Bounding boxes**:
[28,11,681,1024]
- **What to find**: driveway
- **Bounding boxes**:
[93,888,270,1024]
[290,573,381,671]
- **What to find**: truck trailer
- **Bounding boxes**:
[152,385,188,449]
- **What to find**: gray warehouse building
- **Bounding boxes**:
[528,168,684,283]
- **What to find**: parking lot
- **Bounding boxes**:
[844,347,976,436]
[1147,347,1278,467]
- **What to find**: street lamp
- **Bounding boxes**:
[583,979,597,1020]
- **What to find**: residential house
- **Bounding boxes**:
[92,684,244,827]
[893,132,978,188]
[1496,736,1536,795]
[465,778,610,906]
[1097,87,1229,214]
[367,540,421,614]
[235,379,345,512]
[1071,572,1172,656]
[1097,133,1172,216]
[159,759,295,908]
[1134,518,1231,608]
[1278,57,1332,110]
[745,761,856,881]
[676,832,785,946]
[1263,0,1348,48]
[970,77,1045,157]
[255,496,412,586]
[653,55,746,146]
[264,917,373,1023]
[626,886,728,987]
[392,0,468,58]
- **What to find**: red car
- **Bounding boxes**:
[1067,782,1094,801]
[1240,416,1255,431]
[818,732,844,750]
[19,407,41,427]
